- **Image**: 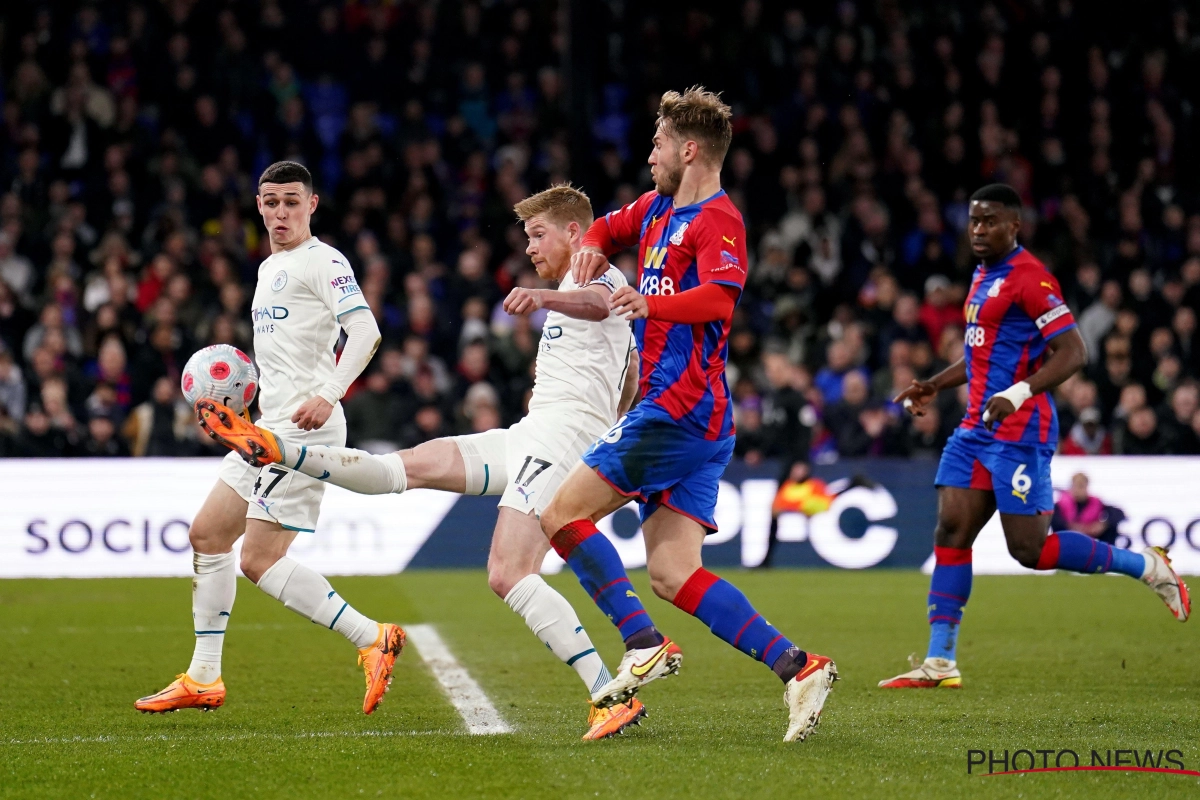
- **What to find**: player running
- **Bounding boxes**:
[880,183,1190,690]
[135,162,404,715]
[537,87,836,743]
[198,185,648,740]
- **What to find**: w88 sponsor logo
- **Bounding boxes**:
[965,325,986,347]
[639,274,676,296]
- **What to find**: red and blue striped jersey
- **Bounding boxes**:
[959,246,1076,444]
[583,189,748,440]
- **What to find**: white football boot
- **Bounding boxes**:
[878,654,962,688]
[783,653,838,742]
[590,638,682,709]
[1141,546,1191,621]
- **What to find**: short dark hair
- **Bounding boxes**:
[258,161,313,192]
[970,183,1021,209]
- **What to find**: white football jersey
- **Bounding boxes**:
[528,266,635,426]
[250,237,368,431]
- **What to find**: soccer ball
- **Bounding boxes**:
[181,344,259,414]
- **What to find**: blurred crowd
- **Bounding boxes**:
[1,1,1199,463]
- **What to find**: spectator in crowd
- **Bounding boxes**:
[1059,407,1112,455]
[1051,473,1121,545]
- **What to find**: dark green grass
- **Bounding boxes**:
[1,570,1197,799]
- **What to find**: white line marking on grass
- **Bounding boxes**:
[405,624,512,735]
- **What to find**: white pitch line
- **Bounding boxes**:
[405,624,512,735]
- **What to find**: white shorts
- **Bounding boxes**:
[217,424,347,532]
[452,411,607,516]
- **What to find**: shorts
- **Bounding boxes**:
[451,410,606,516]
[582,400,734,531]
[218,423,346,532]
[935,427,1054,515]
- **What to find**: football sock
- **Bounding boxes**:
[187,551,236,684]
[926,546,972,662]
[281,446,406,495]
[504,574,612,695]
[256,557,379,648]
[551,520,664,648]
[1035,531,1150,578]
[674,568,802,682]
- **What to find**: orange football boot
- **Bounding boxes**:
[135,674,225,713]
[359,623,407,714]
[196,399,284,466]
[582,697,647,740]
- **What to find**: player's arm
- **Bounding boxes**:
[983,327,1086,430]
[502,282,612,322]
[610,281,739,323]
[293,253,382,430]
[293,308,382,430]
[572,193,653,284]
[611,218,744,323]
[982,272,1085,430]
[617,345,640,416]
[895,358,967,417]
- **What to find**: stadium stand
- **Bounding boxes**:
[0,1,1198,460]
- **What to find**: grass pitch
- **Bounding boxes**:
[1,569,1197,799]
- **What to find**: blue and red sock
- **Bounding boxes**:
[551,520,663,649]
[674,568,806,682]
[1036,531,1147,578]
[926,546,972,662]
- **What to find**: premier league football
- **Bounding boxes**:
[1,3,1197,799]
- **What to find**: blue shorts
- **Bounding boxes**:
[582,401,734,532]
[935,427,1054,515]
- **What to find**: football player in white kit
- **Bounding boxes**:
[136,162,405,715]
[199,185,647,739]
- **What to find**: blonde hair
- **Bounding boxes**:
[656,85,733,164]
[513,183,594,229]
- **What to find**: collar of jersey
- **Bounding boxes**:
[979,244,1023,273]
[672,189,726,212]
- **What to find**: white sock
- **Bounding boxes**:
[505,574,612,695]
[187,551,236,684]
[256,557,380,649]
[282,446,406,495]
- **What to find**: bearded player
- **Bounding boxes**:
[198,185,648,740]
[533,87,837,743]
[879,184,1189,690]
[135,161,404,715]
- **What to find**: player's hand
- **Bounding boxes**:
[610,286,649,320]
[502,287,543,316]
[570,246,608,285]
[982,395,1016,431]
[894,379,938,416]
[292,396,334,430]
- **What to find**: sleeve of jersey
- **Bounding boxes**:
[693,214,748,295]
[308,250,369,319]
[582,192,653,255]
[1017,271,1076,340]
[644,282,739,324]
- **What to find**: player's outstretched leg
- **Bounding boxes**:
[489,508,645,739]
[546,518,680,707]
[646,511,836,742]
[243,521,406,714]
[540,466,681,709]
[879,545,969,689]
[136,481,244,713]
[1028,530,1190,621]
